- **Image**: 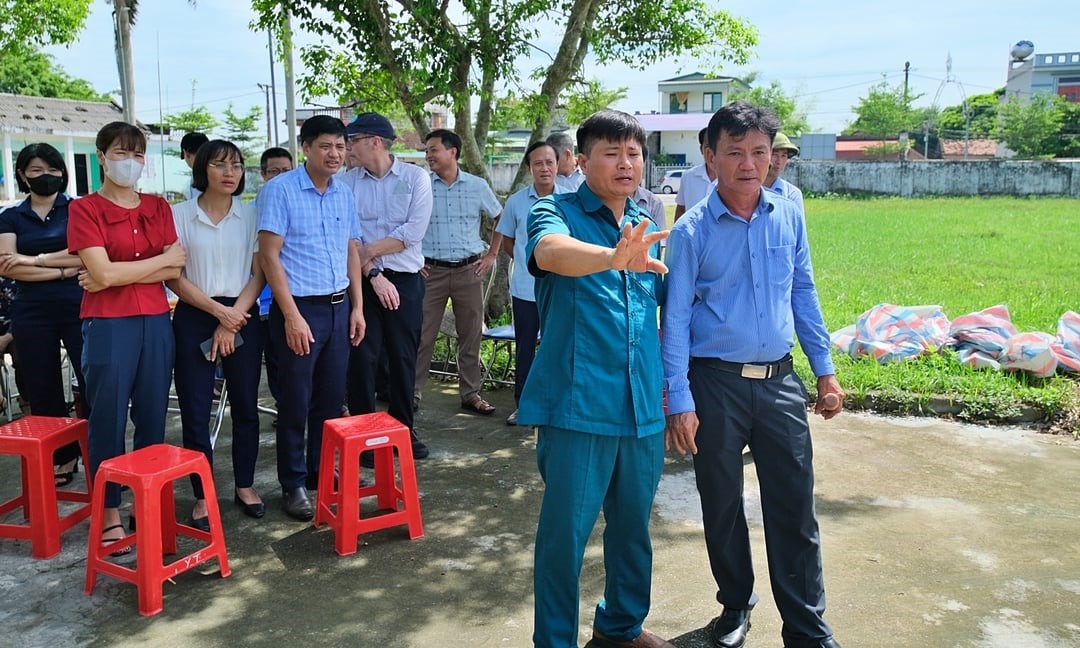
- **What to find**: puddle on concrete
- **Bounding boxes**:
[653,467,762,526]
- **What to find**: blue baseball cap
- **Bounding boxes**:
[346,112,396,139]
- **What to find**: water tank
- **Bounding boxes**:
[1011,40,1035,61]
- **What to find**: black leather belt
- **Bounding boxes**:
[296,290,347,305]
[424,254,481,269]
[381,269,418,277]
[695,355,793,380]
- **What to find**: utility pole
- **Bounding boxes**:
[257,83,272,148]
[903,61,911,105]
[267,30,280,146]
[282,13,298,163]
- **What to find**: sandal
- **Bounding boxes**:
[461,395,496,416]
[54,459,79,487]
[101,524,132,557]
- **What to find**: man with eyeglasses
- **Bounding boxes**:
[256,147,294,411]
[341,112,432,461]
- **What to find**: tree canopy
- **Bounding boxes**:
[730,76,811,137]
[997,94,1065,159]
[0,45,111,102]
[252,0,757,185]
[162,106,218,135]
[846,78,922,142]
[0,0,92,56]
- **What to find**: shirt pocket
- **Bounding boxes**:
[766,244,795,290]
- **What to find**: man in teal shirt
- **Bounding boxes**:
[522,111,672,648]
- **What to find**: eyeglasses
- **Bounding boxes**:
[346,134,377,147]
[263,167,291,177]
[208,162,246,173]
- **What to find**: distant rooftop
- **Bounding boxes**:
[0,94,122,136]
[633,112,712,132]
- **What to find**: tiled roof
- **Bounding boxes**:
[940,138,998,157]
[0,94,123,136]
[633,112,713,132]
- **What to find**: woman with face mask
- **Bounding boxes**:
[166,139,266,529]
[0,143,90,485]
[67,122,187,556]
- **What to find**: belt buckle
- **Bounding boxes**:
[330,292,346,305]
[741,364,768,380]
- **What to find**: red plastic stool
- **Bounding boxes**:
[84,444,230,616]
[0,416,91,559]
[315,412,424,555]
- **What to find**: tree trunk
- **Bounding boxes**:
[508,0,600,190]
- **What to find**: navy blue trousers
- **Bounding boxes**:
[269,298,348,491]
[82,314,174,508]
[689,360,832,648]
[347,271,423,431]
[173,299,263,499]
[11,297,88,465]
[511,296,540,404]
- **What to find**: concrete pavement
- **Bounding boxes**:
[2,380,1079,647]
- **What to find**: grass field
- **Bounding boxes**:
[797,196,1080,432]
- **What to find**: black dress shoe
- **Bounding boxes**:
[711,608,751,648]
[411,431,429,459]
[188,515,211,532]
[791,639,841,648]
[282,486,314,521]
[234,493,266,519]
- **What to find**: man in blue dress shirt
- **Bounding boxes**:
[661,101,844,648]
[258,115,366,521]
[522,110,673,648]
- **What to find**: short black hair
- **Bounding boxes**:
[523,140,558,166]
[697,127,708,147]
[546,131,575,154]
[180,132,209,156]
[576,110,646,156]
[96,121,146,155]
[14,142,69,194]
[260,147,293,171]
[191,139,246,196]
[706,100,780,151]
[299,115,346,146]
[425,129,461,160]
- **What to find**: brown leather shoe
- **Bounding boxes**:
[590,628,675,648]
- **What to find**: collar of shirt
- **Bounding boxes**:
[190,196,243,227]
[11,193,70,217]
[706,187,776,224]
[574,181,641,226]
[298,163,343,195]
[355,155,403,181]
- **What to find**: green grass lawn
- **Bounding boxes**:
[798,196,1080,432]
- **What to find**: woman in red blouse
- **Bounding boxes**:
[68,122,187,555]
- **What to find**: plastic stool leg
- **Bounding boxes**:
[26,446,62,559]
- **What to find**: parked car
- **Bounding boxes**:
[658,169,683,194]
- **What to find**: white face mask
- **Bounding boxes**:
[102,156,144,187]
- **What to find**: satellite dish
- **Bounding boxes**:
[1011,40,1035,61]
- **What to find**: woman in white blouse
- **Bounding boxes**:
[168,139,266,529]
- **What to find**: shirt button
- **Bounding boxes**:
[135,253,141,257]
[133,229,139,234]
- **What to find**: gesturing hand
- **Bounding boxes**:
[610,219,668,274]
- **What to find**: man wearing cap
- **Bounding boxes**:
[342,112,431,459]
[257,115,366,521]
[414,129,502,416]
[763,132,804,213]
[673,127,718,221]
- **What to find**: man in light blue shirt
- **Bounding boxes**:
[257,115,366,522]
[414,129,502,415]
[523,110,673,648]
[763,132,805,213]
[493,140,565,426]
[342,112,431,460]
[661,102,843,648]
[673,128,716,221]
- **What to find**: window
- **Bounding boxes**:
[703,93,724,111]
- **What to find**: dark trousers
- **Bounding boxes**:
[270,297,348,491]
[173,300,263,499]
[260,315,281,405]
[82,314,174,508]
[511,296,540,404]
[689,360,832,648]
[347,271,423,431]
[11,297,88,465]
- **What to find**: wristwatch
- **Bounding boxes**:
[367,267,382,279]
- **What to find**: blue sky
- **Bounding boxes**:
[45,1,1080,137]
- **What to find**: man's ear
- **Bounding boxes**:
[576,152,587,172]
